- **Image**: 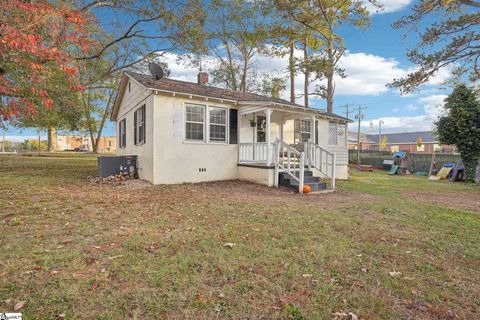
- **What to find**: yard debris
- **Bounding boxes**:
[14,300,25,311]
[87,172,137,185]
[388,271,401,277]
[302,273,313,279]
[108,255,123,260]
[332,312,359,320]
[58,313,66,319]
[223,242,236,249]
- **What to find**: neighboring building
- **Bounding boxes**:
[110,71,351,190]
[56,135,116,153]
[348,132,374,150]
[365,131,456,153]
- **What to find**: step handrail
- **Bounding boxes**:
[274,139,305,193]
[305,140,336,190]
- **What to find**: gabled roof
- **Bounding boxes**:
[366,131,438,144]
[111,71,350,122]
[348,132,374,143]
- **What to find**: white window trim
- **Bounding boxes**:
[208,106,228,143]
[119,118,126,149]
[134,105,146,146]
[300,119,312,143]
[183,102,230,145]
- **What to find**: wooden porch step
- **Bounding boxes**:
[279,172,327,192]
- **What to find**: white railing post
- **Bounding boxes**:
[332,152,336,191]
[299,152,305,193]
[274,140,279,187]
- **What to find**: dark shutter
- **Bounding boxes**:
[294,119,300,144]
[134,110,137,145]
[229,109,238,144]
[315,120,319,144]
[142,104,146,144]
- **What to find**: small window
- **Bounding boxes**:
[108,141,112,147]
[209,106,227,142]
[328,122,346,145]
[128,82,131,92]
[119,119,126,148]
[134,105,146,145]
[256,115,266,142]
[300,119,311,142]
[185,104,205,141]
[328,122,338,145]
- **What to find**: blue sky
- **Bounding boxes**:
[5,0,452,141]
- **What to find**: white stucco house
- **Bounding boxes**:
[111,71,351,192]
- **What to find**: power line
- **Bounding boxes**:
[353,105,367,165]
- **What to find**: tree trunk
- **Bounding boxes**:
[47,127,57,152]
[289,41,295,104]
[326,38,334,113]
[303,39,309,108]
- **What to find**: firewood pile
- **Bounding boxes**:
[87,172,138,185]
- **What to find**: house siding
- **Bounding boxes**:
[116,78,154,182]
[151,94,239,184]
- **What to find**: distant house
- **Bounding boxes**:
[110,70,351,191]
[56,135,116,153]
[365,131,456,153]
[348,132,374,150]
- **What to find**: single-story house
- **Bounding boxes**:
[365,131,456,153]
[111,70,351,192]
[348,132,374,150]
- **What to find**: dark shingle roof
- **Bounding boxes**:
[366,131,438,144]
[125,71,349,121]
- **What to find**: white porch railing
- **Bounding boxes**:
[274,139,305,193]
[305,141,336,190]
[238,142,275,165]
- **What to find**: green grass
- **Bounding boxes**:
[0,154,479,319]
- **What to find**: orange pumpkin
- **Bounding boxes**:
[303,185,311,194]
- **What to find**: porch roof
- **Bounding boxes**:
[112,71,351,122]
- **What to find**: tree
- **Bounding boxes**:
[260,74,288,98]
[380,136,388,151]
[206,0,269,92]
[0,0,93,119]
[277,0,372,112]
[391,1,480,94]
[436,84,480,182]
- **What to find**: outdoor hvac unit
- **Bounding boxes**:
[98,155,137,178]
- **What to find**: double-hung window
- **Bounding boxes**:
[185,104,205,141]
[119,118,126,148]
[209,106,227,142]
[134,104,146,145]
[300,119,312,142]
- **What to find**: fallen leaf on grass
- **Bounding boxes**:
[389,271,401,277]
[223,243,236,249]
[14,300,25,311]
[58,313,66,318]
[91,281,99,290]
[302,273,312,278]
[332,312,359,320]
[108,255,123,260]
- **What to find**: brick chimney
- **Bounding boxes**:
[197,72,209,85]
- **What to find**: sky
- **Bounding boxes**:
[5,0,453,141]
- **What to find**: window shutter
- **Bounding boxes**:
[315,120,319,144]
[134,110,137,145]
[229,109,238,144]
[142,104,146,144]
[294,119,300,144]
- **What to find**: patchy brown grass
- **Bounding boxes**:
[0,154,479,319]
[404,190,480,213]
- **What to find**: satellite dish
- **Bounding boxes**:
[148,62,164,80]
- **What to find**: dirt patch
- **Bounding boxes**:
[75,179,377,212]
[405,190,480,213]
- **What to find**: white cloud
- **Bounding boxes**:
[392,107,399,113]
[361,94,447,133]
[364,0,413,14]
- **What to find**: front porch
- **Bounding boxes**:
[236,105,344,192]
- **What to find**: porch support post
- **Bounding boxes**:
[311,115,316,144]
[265,108,272,165]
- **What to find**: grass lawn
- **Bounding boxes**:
[0,154,479,319]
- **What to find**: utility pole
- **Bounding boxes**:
[378,120,384,167]
[340,104,352,120]
[354,105,367,165]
